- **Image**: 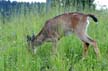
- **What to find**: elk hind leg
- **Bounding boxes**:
[82,42,89,59]
[80,34,101,59]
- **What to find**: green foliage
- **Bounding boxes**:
[0,6,108,71]
[51,0,95,11]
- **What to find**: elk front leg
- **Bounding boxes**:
[46,37,58,55]
[52,38,58,55]
[50,32,60,55]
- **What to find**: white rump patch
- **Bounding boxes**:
[86,17,90,32]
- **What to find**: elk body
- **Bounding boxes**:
[27,12,100,59]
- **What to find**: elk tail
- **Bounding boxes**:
[87,14,98,24]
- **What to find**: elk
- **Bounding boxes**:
[27,12,101,59]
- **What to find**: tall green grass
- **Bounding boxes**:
[0,10,108,71]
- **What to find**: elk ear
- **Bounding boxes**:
[27,35,31,41]
[31,34,35,41]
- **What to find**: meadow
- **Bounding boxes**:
[0,9,108,71]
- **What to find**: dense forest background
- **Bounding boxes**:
[1,0,108,71]
[0,0,96,24]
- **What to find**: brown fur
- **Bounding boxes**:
[27,12,101,59]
